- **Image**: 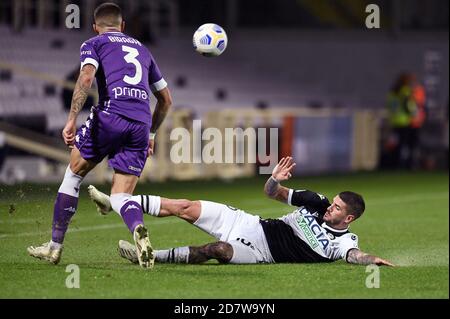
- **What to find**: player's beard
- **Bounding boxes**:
[323,212,339,227]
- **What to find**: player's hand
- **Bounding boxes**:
[62,120,77,149]
[272,156,296,182]
[147,139,155,157]
[374,257,395,267]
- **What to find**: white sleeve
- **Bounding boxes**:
[339,233,359,261]
[150,78,167,93]
[287,189,294,206]
[79,41,99,72]
[81,58,99,70]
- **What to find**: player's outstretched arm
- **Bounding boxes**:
[62,64,96,147]
[264,157,296,203]
[346,248,395,266]
[148,87,172,155]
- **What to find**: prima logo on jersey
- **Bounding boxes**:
[112,86,148,101]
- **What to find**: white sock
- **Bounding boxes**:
[110,193,132,216]
[133,195,161,216]
[58,166,83,197]
[155,247,189,263]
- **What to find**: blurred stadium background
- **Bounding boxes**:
[0,0,448,184]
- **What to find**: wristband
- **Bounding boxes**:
[149,132,156,140]
[270,176,279,183]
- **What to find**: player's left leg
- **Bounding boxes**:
[28,147,97,264]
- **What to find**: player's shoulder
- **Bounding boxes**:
[297,189,330,203]
[342,232,358,243]
[80,34,102,49]
[316,192,330,203]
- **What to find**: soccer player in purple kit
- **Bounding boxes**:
[27,3,172,269]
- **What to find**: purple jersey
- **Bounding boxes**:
[80,31,167,124]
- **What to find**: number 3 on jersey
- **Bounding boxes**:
[122,45,142,85]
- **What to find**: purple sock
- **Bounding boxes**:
[120,201,144,233]
[52,192,78,244]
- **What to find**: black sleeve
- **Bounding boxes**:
[289,190,330,214]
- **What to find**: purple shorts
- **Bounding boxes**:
[75,107,149,177]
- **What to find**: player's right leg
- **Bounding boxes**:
[27,147,97,264]
[118,239,263,264]
[109,171,155,269]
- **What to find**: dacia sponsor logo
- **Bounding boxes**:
[296,215,319,249]
[297,214,330,250]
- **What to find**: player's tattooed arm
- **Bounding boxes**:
[151,87,172,133]
[346,248,395,266]
[62,64,95,147]
[264,157,296,203]
[68,65,96,122]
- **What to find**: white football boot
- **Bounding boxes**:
[133,224,154,269]
[27,242,63,265]
[87,185,112,215]
[118,240,139,264]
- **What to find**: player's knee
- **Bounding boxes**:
[178,199,194,215]
[209,241,233,263]
[69,158,95,177]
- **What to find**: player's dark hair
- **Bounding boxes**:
[339,191,365,219]
[94,3,122,26]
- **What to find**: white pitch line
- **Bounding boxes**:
[0,218,178,239]
[0,218,41,224]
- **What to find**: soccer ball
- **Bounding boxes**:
[192,23,228,57]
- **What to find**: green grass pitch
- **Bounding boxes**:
[0,171,448,298]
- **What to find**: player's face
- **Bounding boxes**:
[323,196,353,226]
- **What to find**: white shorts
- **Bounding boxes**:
[193,201,274,264]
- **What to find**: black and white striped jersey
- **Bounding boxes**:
[260,190,359,263]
